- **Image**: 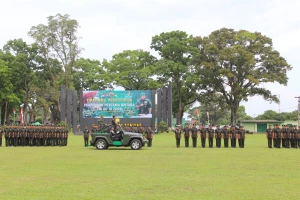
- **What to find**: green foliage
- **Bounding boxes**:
[151,31,200,124]
[73,58,110,91]
[57,121,70,131]
[194,28,291,125]
[256,110,297,121]
[102,50,161,90]
[158,120,168,132]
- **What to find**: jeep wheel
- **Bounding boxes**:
[130,139,142,150]
[95,139,107,150]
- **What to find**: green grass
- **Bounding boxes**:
[0,133,300,200]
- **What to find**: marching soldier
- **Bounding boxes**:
[215,125,222,148]
[266,125,273,148]
[183,124,190,147]
[207,125,214,148]
[83,125,90,147]
[200,125,206,148]
[145,126,154,147]
[222,125,229,148]
[238,126,246,148]
[174,125,182,148]
[191,124,198,148]
[229,125,237,148]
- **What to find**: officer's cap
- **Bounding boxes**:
[140,92,145,96]
[240,126,244,128]
[216,125,220,127]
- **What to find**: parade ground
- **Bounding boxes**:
[0,133,299,200]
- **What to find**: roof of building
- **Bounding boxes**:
[240,120,283,123]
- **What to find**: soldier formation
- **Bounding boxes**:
[0,125,68,147]
[174,124,246,148]
[266,124,300,148]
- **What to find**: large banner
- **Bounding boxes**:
[82,90,153,118]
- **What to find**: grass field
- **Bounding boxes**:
[0,133,300,200]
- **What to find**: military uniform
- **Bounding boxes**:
[229,126,237,148]
[266,125,273,148]
[207,125,214,148]
[21,127,27,146]
[183,125,190,147]
[83,126,90,147]
[191,125,198,148]
[281,125,286,148]
[214,125,222,148]
[28,127,34,146]
[145,127,154,147]
[174,126,182,148]
[285,125,290,148]
[298,126,300,148]
[238,126,245,148]
[136,93,152,115]
[273,124,281,148]
[200,126,206,148]
[222,126,229,148]
[4,126,10,147]
[0,127,2,147]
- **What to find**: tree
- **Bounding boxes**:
[194,28,291,125]
[29,13,82,89]
[28,13,81,122]
[236,105,253,120]
[73,58,110,91]
[3,39,38,124]
[255,110,297,121]
[0,52,20,124]
[151,31,200,124]
[102,50,161,90]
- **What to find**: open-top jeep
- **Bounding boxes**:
[90,125,148,150]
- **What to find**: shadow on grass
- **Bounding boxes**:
[87,147,148,151]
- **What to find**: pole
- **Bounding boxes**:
[296,97,300,127]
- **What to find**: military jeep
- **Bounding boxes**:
[90,126,148,150]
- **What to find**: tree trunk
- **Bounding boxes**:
[24,89,29,124]
[230,104,238,126]
[4,100,8,125]
[176,93,182,125]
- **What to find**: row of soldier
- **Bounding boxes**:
[174,124,246,148]
[266,124,300,148]
[0,125,69,147]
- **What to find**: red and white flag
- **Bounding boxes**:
[195,109,199,119]
[20,107,24,125]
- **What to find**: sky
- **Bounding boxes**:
[0,0,299,117]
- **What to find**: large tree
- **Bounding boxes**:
[3,39,38,123]
[28,13,82,89]
[151,31,200,124]
[102,50,161,90]
[194,28,291,125]
[73,58,110,91]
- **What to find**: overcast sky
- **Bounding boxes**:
[1,0,299,117]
